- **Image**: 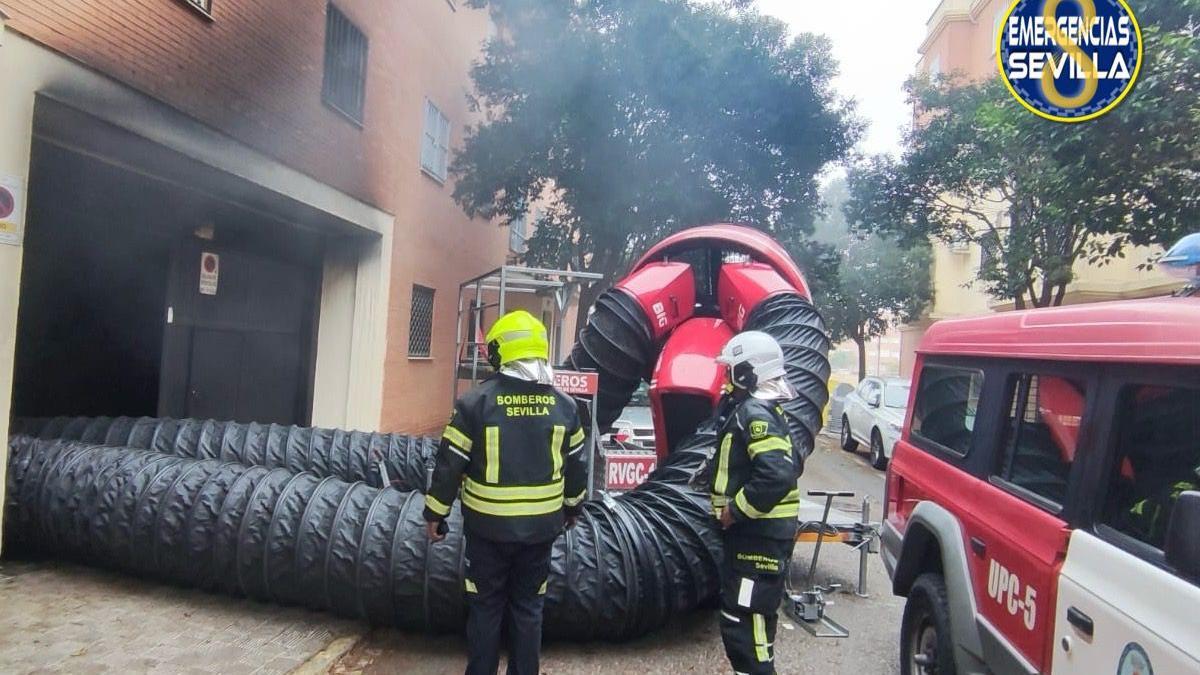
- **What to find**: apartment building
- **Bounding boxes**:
[0,0,523,506]
[900,0,1179,375]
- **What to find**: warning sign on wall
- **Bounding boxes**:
[199,252,219,295]
[0,174,26,246]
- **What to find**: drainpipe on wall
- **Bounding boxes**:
[0,8,9,47]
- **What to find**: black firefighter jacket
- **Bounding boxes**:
[709,397,802,541]
[423,373,587,544]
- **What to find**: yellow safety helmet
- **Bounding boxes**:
[485,310,549,369]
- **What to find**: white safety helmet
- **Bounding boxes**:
[716,331,787,391]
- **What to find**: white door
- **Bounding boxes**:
[1052,531,1199,675]
[848,379,878,442]
[1053,378,1200,675]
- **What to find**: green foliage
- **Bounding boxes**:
[845,1,1199,308]
[453,0,859,298]
[786,179,932,379]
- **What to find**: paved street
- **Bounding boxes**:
[0,560,361,674]
[332,432,904,675]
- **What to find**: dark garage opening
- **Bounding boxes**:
[12,138,323,426]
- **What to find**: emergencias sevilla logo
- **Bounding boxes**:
[998,0,1142,122]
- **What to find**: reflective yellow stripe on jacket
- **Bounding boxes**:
[550,425,565,480]
[462,477,564,517]
[711,433,734,514]
[425,493,452,517]
[747,436,790,458]
[485,426,500,483]
[734,488,800,519]
[442,425,473,453]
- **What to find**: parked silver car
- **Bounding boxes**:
[839,376,910,470]
[604,383,655,452]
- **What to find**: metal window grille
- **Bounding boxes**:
[509,213,527,253]
[421,100,451,181]
[409,285,435,357]
[322,4,368,124]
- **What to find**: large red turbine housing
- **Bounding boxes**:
[611,224,812,460]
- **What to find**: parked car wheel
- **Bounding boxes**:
[900,573,957,675]
[870,429,888,470]
[840,416,858,452]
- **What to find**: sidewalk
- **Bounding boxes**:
[0,560,362,674]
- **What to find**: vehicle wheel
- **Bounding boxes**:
[840,416,859,452]
[900,573,957,675]
[870,429,889,470]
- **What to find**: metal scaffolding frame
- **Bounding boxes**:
[453,265,602,402]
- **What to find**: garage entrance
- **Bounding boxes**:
[13,137,322,425]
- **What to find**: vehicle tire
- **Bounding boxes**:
[840,416,859,452]
[870,429,889,470]
[900,573,957,675]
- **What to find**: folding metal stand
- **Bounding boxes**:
[452,265,601,401]
[784,490,881,639]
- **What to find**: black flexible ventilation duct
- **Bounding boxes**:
[559,289,655,430]
[744,293,832,467]
[4,431,721,640]
[4,284,830,642]
[10,416,433,492]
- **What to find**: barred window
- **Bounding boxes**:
[409,285,435,358]
[421,99,451,182]
[322,4,368,125]
[509,212,528,253]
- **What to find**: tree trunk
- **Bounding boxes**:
[1052,283,1067,307]
[573,280,603,341]
[854,335,867,382]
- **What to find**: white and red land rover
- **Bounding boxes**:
[882,296,1200,675]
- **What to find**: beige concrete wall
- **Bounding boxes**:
[929,241,994,320]
[0,22,36,553]
[311,234,392,432]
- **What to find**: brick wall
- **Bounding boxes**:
[1,0,401,211]
[5,0,521,434]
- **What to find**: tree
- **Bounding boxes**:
[824,235,932,380]
[453,0,860,324]
[845,1,1199,309]
[783,179,933,381]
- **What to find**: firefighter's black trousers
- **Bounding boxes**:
[718,533,796,675]
[464,534,553,675]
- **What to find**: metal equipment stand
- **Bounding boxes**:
[784,490,881,639]
[452,265,602,401]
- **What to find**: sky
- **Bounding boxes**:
[754,0,942,158]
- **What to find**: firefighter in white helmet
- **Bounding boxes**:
[710,331,801,675]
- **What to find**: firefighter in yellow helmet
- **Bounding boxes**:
[424,310,587,675]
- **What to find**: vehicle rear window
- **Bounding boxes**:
[993,373,1086,510]
[1101,384,1200,552]
[884,383,910,408]
[911,365,984,457]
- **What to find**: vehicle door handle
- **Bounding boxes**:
[969,536,987,557]
[1066,607,1093,637]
